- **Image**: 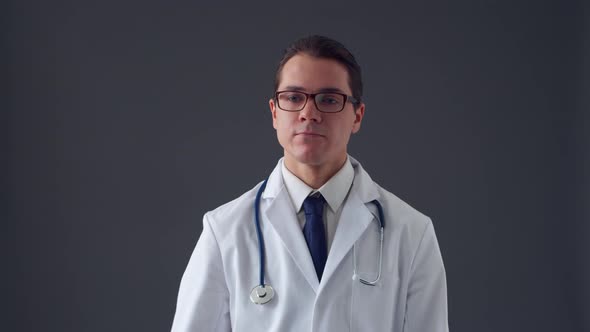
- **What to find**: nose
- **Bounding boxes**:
[298,98,322,123]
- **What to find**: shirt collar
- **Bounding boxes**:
[281,157,354,213]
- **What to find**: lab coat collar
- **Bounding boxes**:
[262,156,377,203]
[262,155,380,293]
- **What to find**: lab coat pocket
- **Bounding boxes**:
[351,273,399,331]
[350,225,399,331]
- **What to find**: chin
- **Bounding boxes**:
[289,149,327,166]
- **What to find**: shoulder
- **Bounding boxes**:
[364,181,442,274]
[350,155,433,236]
[203,181,264,241]
[367,180,435,251]
[206,182,261,220]
[375,183,431,229]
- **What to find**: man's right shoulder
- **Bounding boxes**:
[202,180,265,236]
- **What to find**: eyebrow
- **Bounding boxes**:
[282,86,346,94]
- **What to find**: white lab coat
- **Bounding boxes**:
[171,157,448,332]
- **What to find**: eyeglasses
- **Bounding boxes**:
[275,90,359,113]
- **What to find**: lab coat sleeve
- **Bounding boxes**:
[171,214,231,332]
[403,220,449,332]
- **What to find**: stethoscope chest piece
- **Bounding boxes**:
[250,284,274,305]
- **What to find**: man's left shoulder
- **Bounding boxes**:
[372,182,433,233]
[350,155,434,234]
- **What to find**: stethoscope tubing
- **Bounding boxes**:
[253,179,385,289]
[254,178,269,287]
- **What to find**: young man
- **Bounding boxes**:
[171,35,449,331]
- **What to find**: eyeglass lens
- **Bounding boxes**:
[277,92,345,113]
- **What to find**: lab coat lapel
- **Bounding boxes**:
[319,191,372,287]
[319,158,380,289]
[262,161,320,293]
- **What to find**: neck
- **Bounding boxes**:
[283,154,347,189]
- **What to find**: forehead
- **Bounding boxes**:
[278,54,351,94]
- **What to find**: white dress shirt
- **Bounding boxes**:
[280,157,354,251]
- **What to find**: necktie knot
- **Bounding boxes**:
[303,194,325,216]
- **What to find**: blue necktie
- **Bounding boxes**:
[302,194,327,281]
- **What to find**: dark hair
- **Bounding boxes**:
[273,35,363,109]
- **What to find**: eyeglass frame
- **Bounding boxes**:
[274,90,360,113]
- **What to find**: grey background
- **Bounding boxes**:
[6,0,589,331]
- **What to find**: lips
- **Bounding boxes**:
[296,131,324,137]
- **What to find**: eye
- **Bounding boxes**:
[318,94,342,105]
[280,92,305,103]
[287,94,304,102]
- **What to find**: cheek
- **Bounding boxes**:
[275,115,294,144]
[331,118,355,139]
[276,116,289,133]
[333,121,355,149]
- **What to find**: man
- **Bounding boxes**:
[171,35,448,331]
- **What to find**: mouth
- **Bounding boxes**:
[295,132,325,137]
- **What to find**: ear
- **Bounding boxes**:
[269,98,278,130]
[351,103,365,134]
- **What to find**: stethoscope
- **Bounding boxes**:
[250,178,386,305]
